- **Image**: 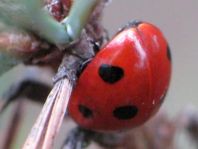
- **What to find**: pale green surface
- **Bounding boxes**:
[0,0,69,46]
[62,0,99,40]
[0,0,99,47]
[0,54,21,77]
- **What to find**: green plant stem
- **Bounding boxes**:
[0,0,99,75]
[62,0,99,41]
[30,11,69,47]
[0,53,21,76]
[0,0,67,46]
[0,0,99,47]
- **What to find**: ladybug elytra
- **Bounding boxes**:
[68,21,172,132]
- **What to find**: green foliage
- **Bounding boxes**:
[0,0,42,28]
[0,0,99,46]
[0,0,99,76]
[0,0,69,46]
[0,53,20,76]
[62,0,99,40]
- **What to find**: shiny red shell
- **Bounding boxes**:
[68,21,172,132]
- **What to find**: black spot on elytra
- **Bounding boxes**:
[167,45,172,61]
[113,105,138,120]
[98,64,124,84]
[78,104,93,118]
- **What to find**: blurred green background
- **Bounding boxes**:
[0,0,198,149]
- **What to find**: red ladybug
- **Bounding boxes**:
[68,21,172,131]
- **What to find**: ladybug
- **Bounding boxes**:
[68,20,172,132]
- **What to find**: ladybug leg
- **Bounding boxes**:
[91,131,126,147]
[76,58,92,77]
[90,40,101,54]
[62,127,126,149]
[0,69,52,113]
[62,127,92,149]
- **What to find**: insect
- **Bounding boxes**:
[0,0,172,148]
[68,21,172,131]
